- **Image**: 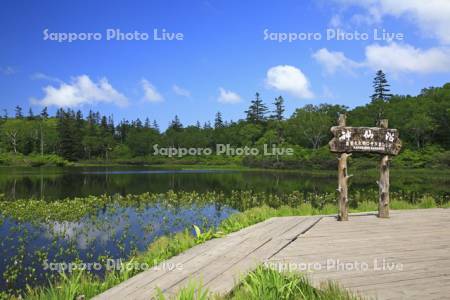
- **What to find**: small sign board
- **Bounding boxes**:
[329,126,402,155]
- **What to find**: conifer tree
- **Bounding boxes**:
[15,105,23,119]
[27,108,34,120]
[40,107,48,119]
[271,96,285,121]
[57,109,81,160]
[371,70,393,122]
[371,70,392,102]
[245,92,268,123]
[214,112,224,128]
[152,120,159,132]
[169,115,183,131]
[144,117,151,128]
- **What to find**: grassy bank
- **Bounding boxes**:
[0,153,71,167]
[8,194,447,300]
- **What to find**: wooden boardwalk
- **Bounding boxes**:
[94,209,450,300]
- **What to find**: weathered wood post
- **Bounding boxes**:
[337,114,351,221]
[329,116,401,221]
[378,119,390,218]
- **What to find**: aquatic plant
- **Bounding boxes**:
[0,192,446,299]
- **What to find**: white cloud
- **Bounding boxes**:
[365,43,450,73]
[31,72,63,84]
[141,79,163,102]
[31,75,129,107]
[314,43,450,74]
[217,87,241,104]
[172,84,191,97]
[265,65,313,99]
[312,48,361,74]
[333,0,450,44]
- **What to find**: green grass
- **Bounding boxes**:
[228,266,360,300]
[156,280,211,300]
[5,194,446,300]
[0,153,71,167]
[156,266,361,300]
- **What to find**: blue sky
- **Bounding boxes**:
[1,0,450,128]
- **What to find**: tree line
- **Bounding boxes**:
[1,71,449,161]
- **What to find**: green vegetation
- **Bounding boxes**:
[2,190,446,224]
[1,76,449,169]
[0,153,70,167]
[227,265,359,300]
[3,192,445,300]
[156,280,210,300]
[156,266,360,300]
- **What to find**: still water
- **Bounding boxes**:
[0,166,448,294]
[1,166,448,201]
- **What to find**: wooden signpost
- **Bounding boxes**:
[329,114,402,220]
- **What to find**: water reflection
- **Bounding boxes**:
[0,166,449,293]
[0,166,448,202]
[0,202,235,292]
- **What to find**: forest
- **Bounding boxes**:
[1,71,449,168]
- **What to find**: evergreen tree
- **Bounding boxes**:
[271,96,285,144]
[169,115,183,131]
[56,108,64,119]
[371,70,393,122]
[144,117,151,128]
[135,118,143,129]
[203,121,212,129]
[371,70,392,101]
[74,110,85,158]
[27,108,34,120]
[117,120,129,142]
[245,92,268,123]
[15,105,23,119]
[87,110,95,126]
[100,116,108,130]
[2,109,7,120]
[75,110,84,127]
[99,115,114,159]
[107,115,115,135]
[152,120,159,133]
[271,96,285,121]
[94,112,100,125]
[57,109,80,161]
[214,112,224,129]
[40,107,49,119]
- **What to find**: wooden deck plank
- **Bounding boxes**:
[201,217,322,294]
[93,208,450,300]
[93,217,279,299]
[138,217,318,298]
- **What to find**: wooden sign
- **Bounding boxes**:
[329,115,402,221]
[329,126,402,155]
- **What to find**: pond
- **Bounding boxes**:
[1,166,449,202]
[0,166,449,294]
